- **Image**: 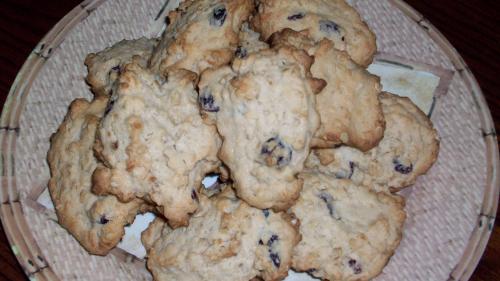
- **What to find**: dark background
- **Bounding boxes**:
[0,0,498,280]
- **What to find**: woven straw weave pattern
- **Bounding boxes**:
[16,0,162,279]
[353,0,454,70]
[11,0,487,280]
[353,2,485,281]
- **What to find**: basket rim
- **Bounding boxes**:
[388,1,499,280]
[0,1,106,280]
[0,0,498,280]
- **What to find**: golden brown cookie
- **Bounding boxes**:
[270,29,385,151]
[252,0,376,66]
[149,0,254,74]
[307,92,440,192]
[47,96,149,255]
[84,38,158,96]
[92,62,220,227]
[198,46,325,210]
[142,189,300,281]
[291,173,406,281]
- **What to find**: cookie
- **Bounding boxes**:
[270,29,385,151]
[291,173,406,281]
[47,96,149,255]
[235,22,270,59]
[371,92,440,189]
[84,37,158,96]
[251,0,376,66]
[307,92,440,191]
[198,46,325,210]
[92,62,221,227]
[142,188,300,281]
[149,0,254,75]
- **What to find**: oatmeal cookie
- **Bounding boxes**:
[142,189,300,281]
[291,173,406,281]
[149,0,254,74]
[92,62,220,227]
[252,0,376,66]
[270,29,385,151]
[307,92,440,191]
[198,46,325,210]
[47,96,148,255]
[85,38,158,96]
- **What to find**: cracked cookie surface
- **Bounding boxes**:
[149,0,254,75]
[307,92,440,192]
[85,38,158,96]
[291,173,406,281]
[47,96,148,255]
[142,188,300,281]
[270,29,385,151]
[92,62,220,227]
[198,46,325,210]
[252,0,376,66]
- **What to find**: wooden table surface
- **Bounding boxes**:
[0,0,498,280]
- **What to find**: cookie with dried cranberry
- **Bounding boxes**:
[142,188,300,281]
[149,0,254,75]
[270,29,385,151]
[307,92,440,192]
[92,62,221,228]
[291,172,406,281]
[252,0,376,66]
[370,92,440,190]
[84,37,158,96]
[47,96,149,255]
[198,46,325,210]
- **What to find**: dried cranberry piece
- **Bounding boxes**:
[319,19,341,34]
[191,189,198,201]
[287,13,305,20]
[210,6,227,26]
[318,192,339,219]
[270,252,281,268]
[267,234,279,247]
[235,46,248,59]
[393,159,413,174]
[348,259,362,274]
[198,88,220,112]
[99,215,109,224]
[263,209,270,218]
[261,137,292,168]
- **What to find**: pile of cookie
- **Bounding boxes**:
[47,0,439,280]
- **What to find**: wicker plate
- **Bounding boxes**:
[0,0,498,280]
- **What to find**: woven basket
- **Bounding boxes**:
[0,0,497,280]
